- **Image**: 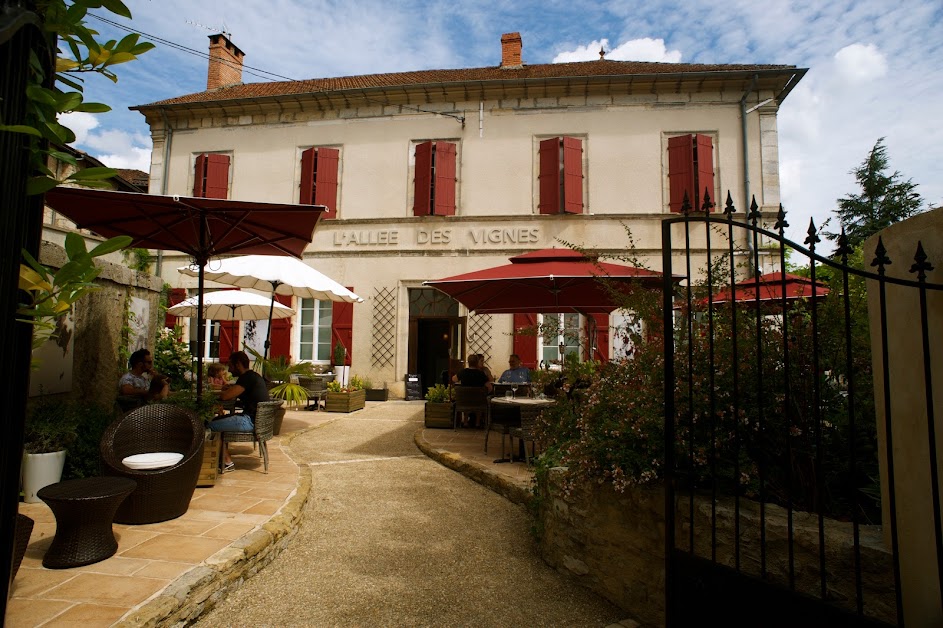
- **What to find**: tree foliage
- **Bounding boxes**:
[827,138,924,247]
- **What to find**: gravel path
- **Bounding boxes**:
[195,402,624,627]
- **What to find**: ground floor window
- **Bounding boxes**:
[189,319,221,359]
[298,298,333,363]
[611,310,643,360]
[539,313,581,364]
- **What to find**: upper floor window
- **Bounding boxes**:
[193,153,231,199]
[667,133,716,212]
[413,140,457,216]
[300,146,340,219]
[538,136,584,214]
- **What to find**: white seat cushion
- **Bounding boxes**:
[121,452,184,470]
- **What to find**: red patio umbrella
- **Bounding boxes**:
[709,271,829,304]
[43,187,325,395]
[423,248,672,315]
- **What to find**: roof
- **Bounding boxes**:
[116,169,149,191]
[135,59,805,110]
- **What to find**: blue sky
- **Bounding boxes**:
[65,0,943,244]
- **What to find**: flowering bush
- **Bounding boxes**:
[533,245,879,521]
[153,326,193,391]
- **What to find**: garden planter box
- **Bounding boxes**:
[424,402,454,428]
[365,389,389,402]
[325,389,366,413]
[197,430,220,487]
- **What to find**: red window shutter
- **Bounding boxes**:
[314,147,340,220]
[331,288,354,366]
[269,294,293,361]
[218,320,239,363]
[413,141,433,216]
[193,154,208,197]
[667,134,695,213]
[694,134,715,212]
[562,136,583,214]
[538,137,561,214]
[512,313,538,369]
[590,313,609,362]
[164,288,187,328]
[204,154,230,199]
[300,147,316,205]
[433,142,456,216]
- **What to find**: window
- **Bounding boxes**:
[667,134,715,212]
[611,310,643,360]
[298,298,333,362]
[538,136,583,214]
[413,140,457,216]
[539,313,581,364]
[300,147,340,219]
[193,153,231,199]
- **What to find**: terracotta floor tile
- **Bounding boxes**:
[10,568,75,598]
[188,494,262,513]
[43,572,167,606]
[130,560,194,579]
[202,521,257,541]
[112,528,159,553]
[4,598,72,627]
[43,602,130,626]
[241,487,292,500]
[69,556,150,576]
[242,499,284,516]
[120,534,230,563]
[129,518,219,536]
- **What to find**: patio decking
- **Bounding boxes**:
[6,402,536,627]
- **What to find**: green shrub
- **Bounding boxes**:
[62,401,115,480]
[425,383,450,403]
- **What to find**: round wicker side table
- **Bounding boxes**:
[37,476,137,569]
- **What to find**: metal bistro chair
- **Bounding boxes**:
[221,400,283,473]
[297,376,328,411]
[452,385,490,430]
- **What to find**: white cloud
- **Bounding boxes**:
[833,43,888,83]
[60,112,152,171]
[553,37,682,63]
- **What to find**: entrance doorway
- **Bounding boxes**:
[407,288,464,396]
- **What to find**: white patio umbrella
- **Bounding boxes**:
[166,290,296,321]
[178,255,362,359]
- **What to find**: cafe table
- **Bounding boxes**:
[489,396,554,463]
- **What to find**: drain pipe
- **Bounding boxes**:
[740,75,759,276]
[156,107,174,278]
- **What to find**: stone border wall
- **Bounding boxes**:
[535,468,895,627]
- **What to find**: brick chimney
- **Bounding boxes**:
[207,33,244,90]
[500,32,522,68]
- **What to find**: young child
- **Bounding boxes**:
[206,363,228,390]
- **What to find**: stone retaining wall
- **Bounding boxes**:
[535,468,895,627]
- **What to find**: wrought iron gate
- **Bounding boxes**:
[662,196,942,627]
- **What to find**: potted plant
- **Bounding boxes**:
[332,342,349,387]
[324,376,366,413]
[360,376,389,402]
[22,395,80,502]
[424,383,453,428]
[247,348,315,433]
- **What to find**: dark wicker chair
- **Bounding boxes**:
[221,400,283,473]
[297,376,327,411]
[452,385,489,429]
[100,404,204,524]
[509,405,542,464]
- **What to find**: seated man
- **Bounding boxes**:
[498,353,531,383]
[211,350,270,472]
[117,349,168,410]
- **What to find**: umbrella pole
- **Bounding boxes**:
[262,280,282,362]
[195,263,206,401]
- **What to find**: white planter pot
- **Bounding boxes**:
[333,366,350,387]
[22,450,66,503]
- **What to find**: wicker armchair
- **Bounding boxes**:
[100,404,204,524]
[221,400,283,473]
[452,385,489,429]
[509,405,542,464]
[297,376,327,411]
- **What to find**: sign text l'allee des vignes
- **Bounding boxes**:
[332,226,541,247]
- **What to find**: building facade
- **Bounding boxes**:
[135,32,805,397]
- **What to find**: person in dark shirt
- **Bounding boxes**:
[452,355,488,388]
[211,350,270,471]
